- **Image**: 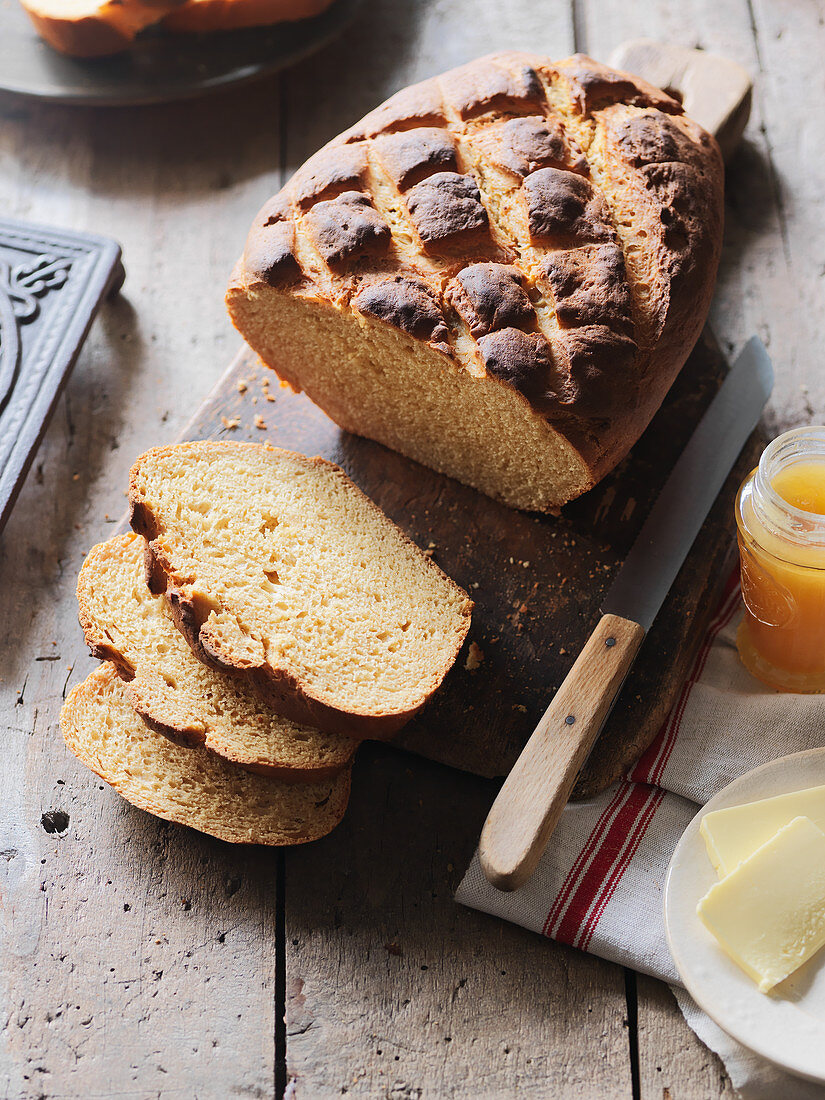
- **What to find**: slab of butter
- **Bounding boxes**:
[700,783,825,877]
[696,815,825,992]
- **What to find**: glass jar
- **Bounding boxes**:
[735,427,825,692]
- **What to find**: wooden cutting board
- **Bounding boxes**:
[175,329,761,798]
[171,44,757,798]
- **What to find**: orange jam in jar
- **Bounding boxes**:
[736,427,825,692]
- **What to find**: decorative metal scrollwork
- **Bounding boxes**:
[0,253,73,411]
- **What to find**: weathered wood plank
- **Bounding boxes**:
[747,0,825,432]
[583,7,798,1096]
[636,977,736,1100]
[580,0,819,434]
[0,79,288,1098]
[277,5,634,1095]
[285,745,632,1099]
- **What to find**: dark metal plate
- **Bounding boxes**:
[0,0,363,106]
[0,217,122,535]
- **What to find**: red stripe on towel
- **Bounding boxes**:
[542,781,632,938]
[552,782,658,947]
[630,572,741,787]
[577,786,665,951]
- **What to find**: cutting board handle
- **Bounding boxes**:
[608,39,752,161]
[479,614,645,892]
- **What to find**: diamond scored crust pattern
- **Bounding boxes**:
[243,52,720,442]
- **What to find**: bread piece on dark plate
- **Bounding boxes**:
[19,0,184,57]
[20,0,334,56]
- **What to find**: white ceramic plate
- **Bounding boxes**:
[665,748,825,1083]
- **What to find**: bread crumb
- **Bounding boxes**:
[523,560,530,567]
[254,414,266,430]
[559,647,567,655]
[464,642,484,671]
[221,415,240,430]
[471,582,479,589]
[237,379,248,394]
[513,703,528,713]
[266,394,276,402]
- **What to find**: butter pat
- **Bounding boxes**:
[701,783,825,877]
[697,815,825,992]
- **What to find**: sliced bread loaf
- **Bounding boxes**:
[61,665,351,845]
[78,533,357,780]
[129,441,473,738]
[226,52,723,512]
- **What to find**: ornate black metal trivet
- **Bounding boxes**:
[0,217,122,534]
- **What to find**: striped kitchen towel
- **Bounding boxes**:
[457,574,825,1099]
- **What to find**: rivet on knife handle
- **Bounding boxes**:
[479,614,645,893]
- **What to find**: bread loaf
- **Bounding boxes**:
[20,0,333,56]
[19,0,184,57]
[61,665,351,845]
[129,441,473,738]
[227,52,724,512]
[78,533,357,779]
[162,0,332,32]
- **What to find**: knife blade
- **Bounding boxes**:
[603,336,774,630]
[478,336,774,892]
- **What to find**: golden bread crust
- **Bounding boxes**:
[128,442,473,739]
[228,51,724,510]
[61,666,351,846]
[77,533,357,779]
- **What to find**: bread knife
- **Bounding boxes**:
[479,337,774,892]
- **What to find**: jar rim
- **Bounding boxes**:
[752,426,825,544]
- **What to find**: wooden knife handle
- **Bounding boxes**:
[479,614,645,892]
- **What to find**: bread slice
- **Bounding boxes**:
[162,0,333,33]
[78,533,357,780]
[19,0,184,57]
[129,441,473,738]
[61,665,351,845]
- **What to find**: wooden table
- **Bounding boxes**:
[0,1,820,1095]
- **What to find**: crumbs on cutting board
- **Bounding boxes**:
[464,642,484,671]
